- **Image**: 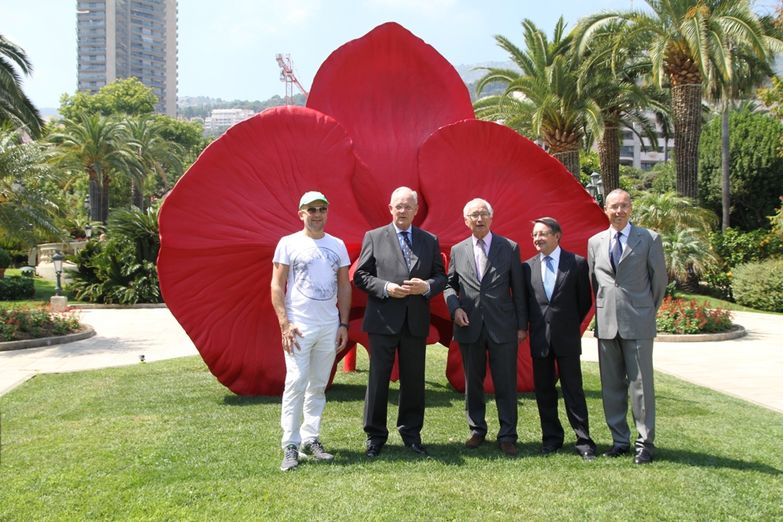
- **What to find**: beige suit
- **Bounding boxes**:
[587,224,667,451]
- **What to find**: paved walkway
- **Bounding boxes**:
[580,310,783,413]
[1,309,781,413]
[0,308,197,396]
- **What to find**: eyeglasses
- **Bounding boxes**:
[305,206,328,214]
[531,231,552,238]
[466,212,491,220]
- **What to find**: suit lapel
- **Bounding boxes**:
[620,225,640,265]
[408,227,422,271]
[553,252,571,298]
[386,224,408,271]
[598,230,612,269]
[531,255,546,300]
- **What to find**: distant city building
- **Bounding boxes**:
[77,0,178,116]
[203,108,256,135]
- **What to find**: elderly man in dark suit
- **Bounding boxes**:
[354,186,447,458]
[443,198,527,457]
[523,217,596,461]
[587,189,667,465]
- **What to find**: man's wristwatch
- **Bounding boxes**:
[339,323,349,329]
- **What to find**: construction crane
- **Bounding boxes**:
[275,54,308,105]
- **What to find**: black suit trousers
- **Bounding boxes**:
[459,324,518,442]
[363,323,426,446]
[533,352,595,452]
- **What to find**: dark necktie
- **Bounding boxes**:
[611,231,623,272]
[399,231,412,270]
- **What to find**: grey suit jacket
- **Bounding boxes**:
[443,234,527,345]
[354,223,447,337]
[524,250,591,358]
[587,224,667,340]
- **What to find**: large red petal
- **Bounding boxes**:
[158,106,368,395]
[418,119,608,392]
[307,22,475,227]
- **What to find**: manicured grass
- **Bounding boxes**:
[1,347,781,520]
[1,268,84,309]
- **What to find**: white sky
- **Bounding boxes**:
[5,0,639,109]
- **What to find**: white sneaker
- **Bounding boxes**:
[280,444,299,471]
[300,439,334,461]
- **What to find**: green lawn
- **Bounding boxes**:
[1,347,781,520]
[676,291,774,313]
[1,268,83,309]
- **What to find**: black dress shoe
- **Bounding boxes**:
[366,443,383,458]
[539,444,562,456]
[602,445,630,458]
[406,442,429,457]
[634,447,653,465]
[579,448,597,461]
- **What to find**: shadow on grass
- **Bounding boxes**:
[310,439,545,467]
[657,448,782,475]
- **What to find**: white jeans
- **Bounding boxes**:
[280,322,338,449]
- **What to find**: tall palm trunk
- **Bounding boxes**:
[598,125,620,194]
[671,83,702,199]
[88,168,102,222]
[100,174,111,224]
[131,180,144,210]
[721,106,730,231]
[551,149,580,179]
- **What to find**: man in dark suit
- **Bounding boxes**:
[443,198,527,457]
[523,217,596,461]
[587,189,667,465]
[354,186,447,458]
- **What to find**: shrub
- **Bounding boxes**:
[732,258,783,312]
[0,276,35,300]
[704,228,783,299]
[0,306,81,341]
[0,247,11,269]
[68,206,162,304]
[656,296,733,334]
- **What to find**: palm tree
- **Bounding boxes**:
[124,116,183,210]
[661,227,717,285]
[574,0,781,199]
[49,114,141,223]
[575,23,670,194]
[0,128,61,244]
[633,191,717,289]
[475,18,601,177]
[0,35,43,137]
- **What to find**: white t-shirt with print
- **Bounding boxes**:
[273,231,350,327]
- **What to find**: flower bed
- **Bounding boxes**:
[0,305,81,342]
[656,296,733,334]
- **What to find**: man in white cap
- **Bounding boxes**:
[271,191,352,471]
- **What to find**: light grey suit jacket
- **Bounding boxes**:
[443,234,527,345]
[587,224,667,340]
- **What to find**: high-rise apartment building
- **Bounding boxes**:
[77,0,177,116]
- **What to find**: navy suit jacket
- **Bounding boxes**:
[523,249,592,358]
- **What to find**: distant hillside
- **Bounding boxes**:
[179,60,518,113]
[178,94,305,119]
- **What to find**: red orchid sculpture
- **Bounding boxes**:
[158,22,608,396]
